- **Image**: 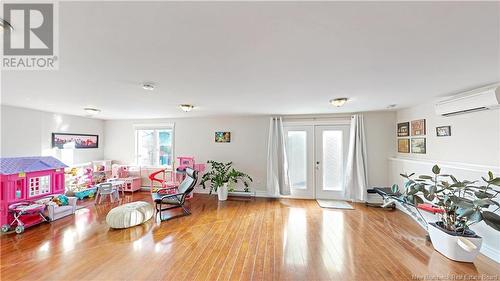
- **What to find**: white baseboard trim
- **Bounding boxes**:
[480,244,500,264]
[193,188,270,198]
[141,186,271,198]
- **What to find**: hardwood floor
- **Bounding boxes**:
[1,192,498,281]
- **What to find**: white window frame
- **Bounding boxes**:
[134,123,175,168]
[29,175,51,197]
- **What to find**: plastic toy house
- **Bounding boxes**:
[0,157,68,225]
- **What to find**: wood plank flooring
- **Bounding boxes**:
[1,192,498,280]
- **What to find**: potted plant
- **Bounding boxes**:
[227,168,253,193]
[392,165,500,262]
[200,161,252,201]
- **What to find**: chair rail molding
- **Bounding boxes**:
[388,157,500,174]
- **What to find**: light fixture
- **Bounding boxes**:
[0,18,13,32]
[84,107,101,115]
[142,82,155,91]
[329,97,348,107]
[179,104,194,112]
[387,104,397,109]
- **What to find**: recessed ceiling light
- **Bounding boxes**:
[179,104,195,112]
[84,107,101,115]
[387,104,397,109]
[329,97,348,107]
[142,82,155,91]
[0,19,13,32]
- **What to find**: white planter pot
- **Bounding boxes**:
[217,183,228,201]
[428,222,482,263]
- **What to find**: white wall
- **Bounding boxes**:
[363,111,397,187]
[104,116,269,193]
[0,105,105,165]
[396,103,500,166]
[390,103,500,262]
[104,112,396,194]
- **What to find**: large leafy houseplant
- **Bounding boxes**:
[200,160,253,195]
[227,168,253,192]
[392,165,500,234]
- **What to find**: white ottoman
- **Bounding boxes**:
[106,201,154,229]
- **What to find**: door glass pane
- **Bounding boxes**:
[287,131,307,189]
[137,129,155,166]
[322,130,343,191]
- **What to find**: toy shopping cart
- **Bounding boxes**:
[1,201,47,234]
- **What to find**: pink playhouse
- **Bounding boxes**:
[0,157,67,226]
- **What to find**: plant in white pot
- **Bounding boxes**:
[200,161,252,201]
[392,165,500,262]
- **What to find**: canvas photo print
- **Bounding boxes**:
[215,132,231,143]
[52,133,99,149]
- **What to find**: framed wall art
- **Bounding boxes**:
[411,138,426,154]
[436,126,451,137]
[397,122,410,137]
[215,132,231,143]
[398,139,410,153]
[411,119,426,136]
[52,133,99,149]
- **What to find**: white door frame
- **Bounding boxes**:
[282,119,351,199]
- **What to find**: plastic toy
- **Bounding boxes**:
[2,201,47,234]
[74,187,97,200]
[149,156,205,199]
[0,156,67,228]
[111,164,141,192]
[417,203,445,214]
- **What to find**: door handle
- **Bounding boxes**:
[316,161,320,169]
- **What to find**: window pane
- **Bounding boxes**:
[287,131,307,189]
[137,130,155,166]
[322,130,343,191]
[158,129,172,166]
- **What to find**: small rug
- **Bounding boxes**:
[316,199,354,210]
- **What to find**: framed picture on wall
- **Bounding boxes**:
[398,139,410,153]
[436,126,451,137]
[397,122,410,137]
[215,132,231,143]
[411,119,426,136]
[52,133,99,149]
[411,138,426,154]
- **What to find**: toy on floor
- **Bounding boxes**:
[1,156,67,229]
[2,201,47,234]
[149,156,205,199]
[111,165,142,192]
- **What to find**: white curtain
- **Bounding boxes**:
[267,117,291,197]
[344,114,369,202]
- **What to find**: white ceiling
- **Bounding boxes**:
[1,1,499,119]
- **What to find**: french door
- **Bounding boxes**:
[284,126,314,198]
[284,124,350,200]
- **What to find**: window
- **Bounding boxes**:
[29,176,51,197]
[135,125,174,167]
